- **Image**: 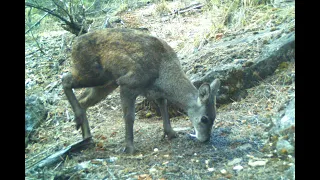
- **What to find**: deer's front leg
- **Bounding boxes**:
[156,98,178,139]
[120,88,137,154]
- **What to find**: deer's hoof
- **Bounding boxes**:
[165,130,178,140]
[123,146,135,154]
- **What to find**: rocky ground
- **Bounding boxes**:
[25,0,295,179]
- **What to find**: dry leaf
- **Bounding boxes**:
[100,135,107,140]
[138,174,152,180]
[96,141,104,148]
[215,33,223,40]
[91,159,102,164]
[110,132,117,137]
[162,161,169,165]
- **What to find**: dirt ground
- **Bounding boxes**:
[25,1,295,179]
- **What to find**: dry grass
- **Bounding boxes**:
[155,0,171,16]
[217,61,295,140]
[26,0,295,178]
[205,0,294,42]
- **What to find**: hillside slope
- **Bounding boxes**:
[25,0,295,179]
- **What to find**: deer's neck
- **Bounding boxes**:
[158,72,198,112]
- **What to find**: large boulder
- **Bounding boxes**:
[273,98,295,134]
[25,95,48,146]
[190,30,295,105]
[270,97,295,156]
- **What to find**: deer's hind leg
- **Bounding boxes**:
[77,82,118,138]
[116,67,158,89]
[79,82,118,110]
[62,71,114,139]
[119,87,138,154]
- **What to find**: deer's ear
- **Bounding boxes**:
[198,83,210,104]
[210,79,221,95]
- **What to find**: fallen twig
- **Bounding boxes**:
[120,172,138,179]
[107,167,116,179]
[123,150,163,160]
[53,161,63,171]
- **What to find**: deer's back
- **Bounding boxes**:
[70,28,178,84]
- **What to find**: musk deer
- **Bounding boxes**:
[62,28,220,154]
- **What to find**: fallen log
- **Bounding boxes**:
[27,137,93,171]
[167,2,204,16]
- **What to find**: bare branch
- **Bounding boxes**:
[25,2,70,23]
[28,29,46,55]
[52,0,73,23]
[25,1,87,36]
[85,0,97,12]
[25,12,51,34]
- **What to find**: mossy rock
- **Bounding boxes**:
[275,62,289,73]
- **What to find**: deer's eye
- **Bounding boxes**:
[201,116,209,124]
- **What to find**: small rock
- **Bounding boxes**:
[162,161,169,165]
[108,157,118,163]
[288,163,294,166]
[276,139,294,155]
[233,165,243,171]
[137,174,152,179]
[272,98,295,134]
[266,154,273,158]
[262,132,269,139]
[25,95,48,140]
[242,61,254,67]
[246,155,254,159]
[220,169,227,174]
[149,167,158,175]
[248,160,268,167]
[76,161,90,170]
[91,159,104,164]
[161,16,170,22]
[285,164,295,179]
[227,158,242,166]
[208,167,215,172]
[238,143,252,151]
[234,59,247,64]
[225,173,233,179]
[167,166,180,173]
